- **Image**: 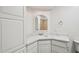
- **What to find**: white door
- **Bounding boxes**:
[2,19,24,51]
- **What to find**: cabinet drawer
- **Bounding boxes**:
[52,45,68,53]
[38,40,50,45]
[52,40,67,47]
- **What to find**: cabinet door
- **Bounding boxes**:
[52,40,68,53]
[38,40,51,53]
[28,42,37,53]
[38,44,51,53]
[52,45,68,53]
[0,21,2,52]
[2,19,23,51]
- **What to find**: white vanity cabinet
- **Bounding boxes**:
[38,40,51,53]
[27,42,37,53]
[52,40,69,53]
[27,39,69,53]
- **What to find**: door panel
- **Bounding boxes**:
[2,19,23,51]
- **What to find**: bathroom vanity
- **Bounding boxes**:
[27,34,70,53]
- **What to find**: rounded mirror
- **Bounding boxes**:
[34,15,48,33]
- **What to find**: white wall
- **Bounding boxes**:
[25,6,79,41]
[25,7,51,38]
[24,7,33,44]
[50,6,79,40]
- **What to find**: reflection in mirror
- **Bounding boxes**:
[34,15,48,34]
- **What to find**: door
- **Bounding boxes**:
[2,19,23,51]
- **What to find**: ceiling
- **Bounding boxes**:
[27,6,55,11]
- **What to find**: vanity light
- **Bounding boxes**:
[35,15,48,32]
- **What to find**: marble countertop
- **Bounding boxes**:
[27,34,70,45]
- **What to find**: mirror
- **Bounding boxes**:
[34,15,48,33]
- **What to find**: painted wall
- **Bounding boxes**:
[24,7,34,44]
[50,6,79,41]
[25,7,51,37]
[25,6,79,41]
